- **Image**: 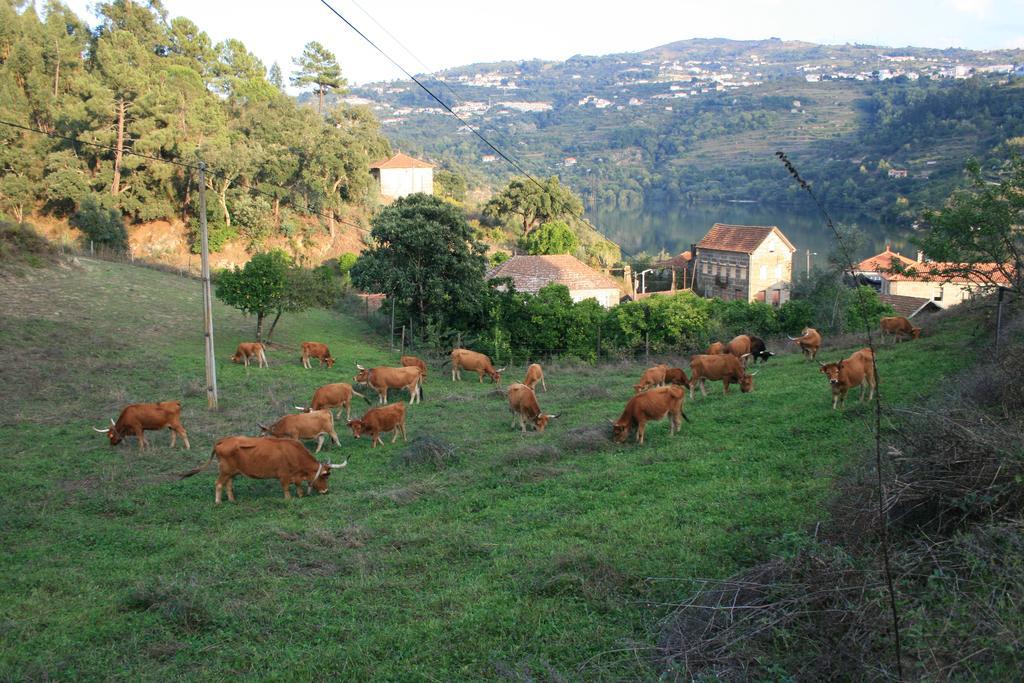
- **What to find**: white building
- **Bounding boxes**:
[369,153,434,200]
[486,255,624,308]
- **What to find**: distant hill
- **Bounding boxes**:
[342,37,1024,222]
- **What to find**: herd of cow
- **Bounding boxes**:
[91,315,923,503]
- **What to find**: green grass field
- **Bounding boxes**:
[0,259,971,680]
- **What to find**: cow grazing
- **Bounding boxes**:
[706,341,727,355]
[296,383,369,422]
[880,316,921,343]
[664,367,690,387]
[300,342,335,369]
[92,401,189,451]
[400,355,428,382]
[788,327,822,360]
[230,342,268,368]
[633,364,669,393]
[347,402,407,448]
[523,363,547,392]
[610,385,690,444]
[258,410,341,453]
[688,354,756,398]
[180,436,346,503]
[354,364,423,404]
[726,334,774,365]
[450,348,505,384]
[819,348,878,410]
[507,383,557,432]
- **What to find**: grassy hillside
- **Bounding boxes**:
[0,260,972,679]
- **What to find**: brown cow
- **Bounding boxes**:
[300,342,335,369]
[788,327,822,360]
[92,401,190,451]
[633,364,669,393]
[296,383,369,422]
[880,316,921,343]
[230,342,268,368]
[706,341,727,355]
[450,348,505,384]
[354,364,423,404]
[610,385,690,444]
[523,363,547,392]
[688,354,756,398]
[726,334,774,365]
[507,383,557,432]
[400,355,428,383]
[180,435,346,503]
[347,402,407,448]
[257,410,341,453]
[819,348,878,410]
[664,367,690,387]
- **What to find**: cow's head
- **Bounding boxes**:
[487,367,506,384]
[911,327,922,339]
[609,419,631,443]
[633,382,646,394]
[819,361,842,386]
[354,364,370,384]
[92,418,123,445]
[324,355,336,368]
[533,413,558,432]
[230,352,243,363]
[740,370,757,393]
[346,419,366,439]
[306,461,348,495]
[256,422,273,436]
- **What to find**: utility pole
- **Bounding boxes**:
[198,162,219,410]
[805,249,817,277]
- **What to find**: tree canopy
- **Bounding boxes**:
[290,41,346,114]
[484,176,583,236]
[522,220,579,255]
[350,193,489,337]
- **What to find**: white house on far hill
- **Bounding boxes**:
[486,254,624,308]
[369,152,433,199]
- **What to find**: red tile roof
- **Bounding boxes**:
[878,294,940,319]
[653,251,692,269]
[884,261,1012,286]
[855,246,920,273]
[696,224,795,254]
[486,255,623,293]
[369,152,434,170]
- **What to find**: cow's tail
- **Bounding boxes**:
[417,383,425,401]
[680,410,691,423]
[440,357,452,367]
[180,448,216,479]
[352,388,372,405]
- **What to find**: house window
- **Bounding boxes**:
[934,286,943,302]
[775,264,783,279]
[760,265,768,280]
[738,267,746,280]
[702,261,709,275]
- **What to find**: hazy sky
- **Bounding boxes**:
[63,0,1024,86]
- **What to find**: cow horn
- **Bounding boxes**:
[606,418,615,425]
[787,335,799,340]
[748,370,759,377]
[546,414,559,419]
[356,363,365,370]
[741,353,751,359]
[818,361,826,367]
[110,418,116,426]
[294,405,306,411]
[496,367,506,373]
[257,422,270,432]
[92,426,111,433]
[328,460,348,469]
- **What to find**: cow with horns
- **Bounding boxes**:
[688,353,756,398]
[507,383,557,432]
[610,385,690,444]
[354,364,423,404]
[93,401,190,451]
[230,342,268,368]
[257,410,341,454]
[180,436,346,503]
[450,348,505,384]
[819,348,879,410]
[788,327,822,361]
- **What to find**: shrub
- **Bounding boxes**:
[71,195,127,250]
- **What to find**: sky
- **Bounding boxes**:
[63,0,1024,87]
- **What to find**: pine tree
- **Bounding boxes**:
[290,41,346,114]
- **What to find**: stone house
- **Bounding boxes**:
[486,254,624,308]
[369,152,433,199]
[695,224,796,305]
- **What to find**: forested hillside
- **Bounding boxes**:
[0,1,389,262]
[350,38,1024,222]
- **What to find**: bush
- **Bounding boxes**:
[844,285,894,332]
[521,220,579,255]
[231,194,273,250]
[71,195,127,250]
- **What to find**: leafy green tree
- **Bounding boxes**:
[70,194,127,250]
[214,249,291,340]
[434,169,466,202]
[351,193,488,338]
[484,176,583,236]
[522,220,579,255]
[910,158,1024,292]
[290,41,346,114]
[268,62,284,90]
[845,285,894,332]
[264,263,341,341]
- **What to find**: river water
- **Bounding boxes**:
[589,200,914,265]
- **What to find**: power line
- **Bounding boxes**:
[0,118,371,236]
[317,0,634,258]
